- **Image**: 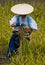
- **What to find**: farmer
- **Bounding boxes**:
[6,4,37,59]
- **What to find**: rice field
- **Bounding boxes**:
[0,1,45,65]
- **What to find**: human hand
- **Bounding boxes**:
[23,26,29,29]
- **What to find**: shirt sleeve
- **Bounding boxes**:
[9,16,17,25]
[29,17,38,31]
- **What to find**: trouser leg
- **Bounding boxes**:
[6,33,20,58]
[6,33,16,58]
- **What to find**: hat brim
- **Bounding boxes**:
[11,4,34,15]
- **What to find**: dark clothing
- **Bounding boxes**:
[6,31,20,57]
[6,31,30,59]
[9,32,20,52]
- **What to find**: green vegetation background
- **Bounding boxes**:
[0,1,45,65]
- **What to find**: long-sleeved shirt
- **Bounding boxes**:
[9,15,37,31]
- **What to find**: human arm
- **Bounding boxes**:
[23,17,38,34]
[9,16,17,27]
[29,17,38,31]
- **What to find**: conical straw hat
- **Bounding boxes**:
[11,3,34,15]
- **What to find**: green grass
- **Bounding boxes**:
[0,2,45,65]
